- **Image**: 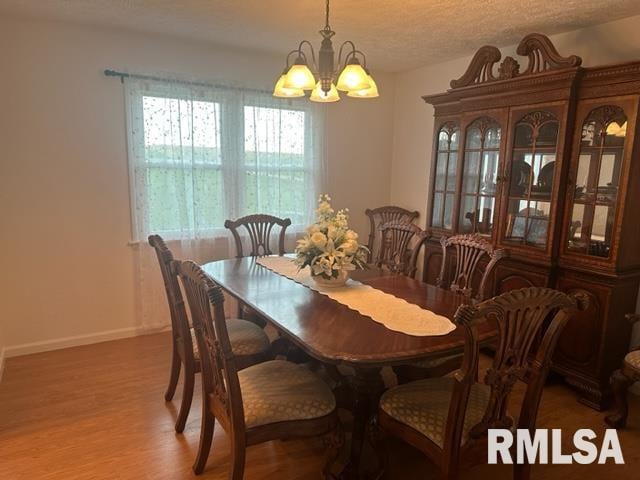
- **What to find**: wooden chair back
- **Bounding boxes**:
[224,214,292,257]
[178,260,244,435]
[445,288,587,457]
[365,206,419,262]
[148,235,193,359]
[437,234,507,301]
[376,222,428,277]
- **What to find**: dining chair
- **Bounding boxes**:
[437,233,508,303]
[224,214,292,258]
[148,235,272,433]
[605,313,640,428]
[375,222,428,277]
[378,287,587,480]
[224,214,292,328]
[394,234,508,383]
[365,206,419,263]
[178,260,342,478]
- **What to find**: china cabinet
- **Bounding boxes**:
[422,33,640,409]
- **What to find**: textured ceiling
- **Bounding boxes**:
[2,0,640,72]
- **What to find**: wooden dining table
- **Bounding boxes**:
[201,256,496,479]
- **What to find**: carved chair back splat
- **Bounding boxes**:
[224,214,292,258]
[365,206,419,263]
[437,234,508,302]
[465,289,586,438]
[178,261,241,434]
[376,222,428,278]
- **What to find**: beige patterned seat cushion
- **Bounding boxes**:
[380,377,490,448]
[625,350,640,372]
[408,353,463,369]
[190,319,270,359]
[238,360,336,429]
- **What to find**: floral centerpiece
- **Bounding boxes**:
[294,195,368,287]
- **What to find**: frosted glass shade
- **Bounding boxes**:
[310,82,340,103]
[273,74,305,98]
[347,73,379,98]
[336,62,371,92]
[283,64,316,90]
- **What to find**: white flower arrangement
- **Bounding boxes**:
[294,194,368,280]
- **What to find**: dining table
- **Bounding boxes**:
[201,255,497,479]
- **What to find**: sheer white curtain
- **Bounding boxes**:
[124,77,326,330]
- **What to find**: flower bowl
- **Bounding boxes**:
[311,270,350,288]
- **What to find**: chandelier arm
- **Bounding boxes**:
[297,40,319,72]
[335,40,357,74]
[285,50,300,69]
[352,50,368,70]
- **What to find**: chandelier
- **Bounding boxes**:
[273,0,379,102]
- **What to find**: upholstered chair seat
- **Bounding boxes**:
[380,377,490,448]
[237,360,336,429]
[189,319,271,360]
[624,350,640,373]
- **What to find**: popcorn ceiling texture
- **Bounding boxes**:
[2,0,640,72]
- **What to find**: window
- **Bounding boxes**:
[125,79,324,240]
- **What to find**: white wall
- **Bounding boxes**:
[0,325,5,380]
[0,15,395,356]
[390,14,640,223]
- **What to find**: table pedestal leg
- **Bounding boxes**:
[341,367,384,480]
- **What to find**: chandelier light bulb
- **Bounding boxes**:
[283,62,316,90]
[273,73,305,98]
[336,60,371,92]
[347,72,379,98]
[310,82,340,102]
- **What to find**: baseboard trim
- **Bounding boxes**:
[3,325,170,359]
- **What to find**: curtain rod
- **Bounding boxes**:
[103,69,271,94]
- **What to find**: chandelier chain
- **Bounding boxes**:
[325,0,331,30]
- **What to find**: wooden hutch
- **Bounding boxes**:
[422,33,640,410]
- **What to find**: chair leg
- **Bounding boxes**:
[370,417,388,480]
[605,369,633,428]
[229,437,246,480]
[164,345,181,401]
[323,425,345,480]
[175,362,195,433]
[192,408,215,475]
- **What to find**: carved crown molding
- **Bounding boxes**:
[450,33,582,89]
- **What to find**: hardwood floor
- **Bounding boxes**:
[0,332,639,479]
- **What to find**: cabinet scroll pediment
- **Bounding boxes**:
[450,33,582,89]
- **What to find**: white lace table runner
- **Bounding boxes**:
[255,256,456,337]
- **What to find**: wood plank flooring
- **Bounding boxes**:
[0,332,639,479]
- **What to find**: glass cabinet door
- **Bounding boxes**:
[459,117,501,235]
[566,105,627,258]
[504,111,559,248]
[430,122,460,230]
